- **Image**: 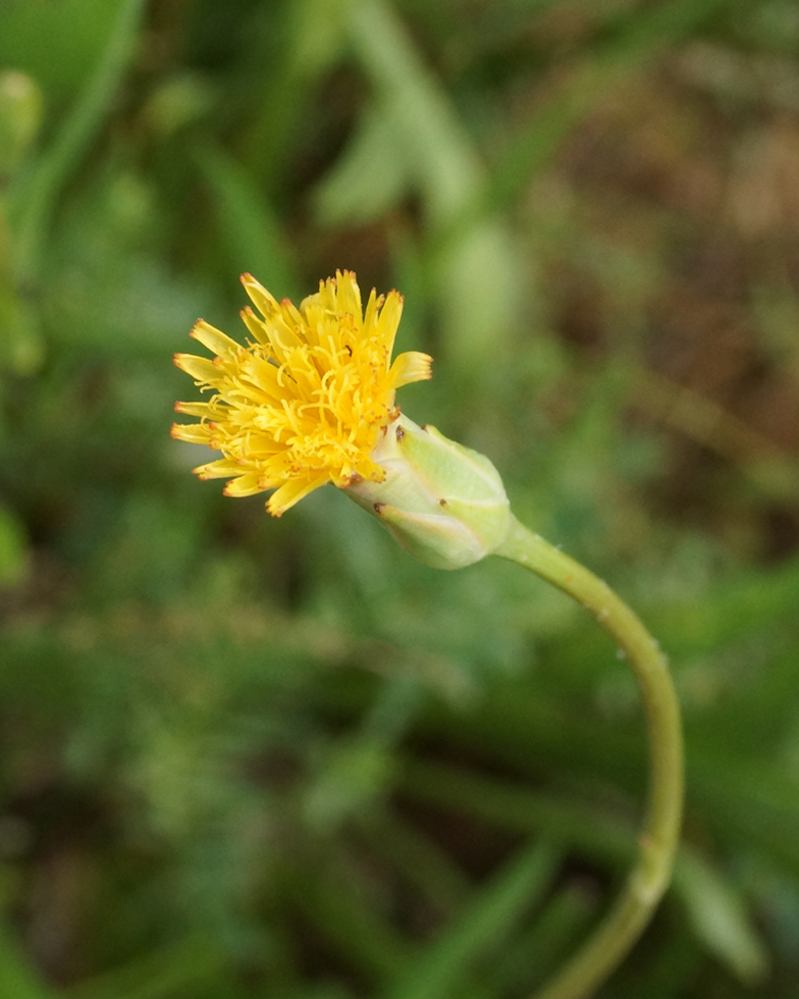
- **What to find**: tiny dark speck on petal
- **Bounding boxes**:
[374,502,385,515]
[396,425,405,442]
[439,498,448,506]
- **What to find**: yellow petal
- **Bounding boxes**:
[375,289,403,353]
[223,473,272,497]
[244,353,292,401]
[362,288,383,335]
[266,474,329,516]
[171,422,213,444]
[174,400,218,418]
[335,270,363,327]
[239,307,272,347]
[259,313,305,363]
[192,459,247,479]
[241,273,279,317]
[189,320,242,358]
[173,353,223,385]
[315,276,338,317]
[389,351,433,387]
[279,297,305,332]
[297,298,326,347]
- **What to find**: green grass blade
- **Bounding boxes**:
[9,0,148,284]
[0,923,59,999]
[348,0,481,222]
[357,807,472,916]
[497,885,598,995]
[428,0,741,265]
[194,143,298,301]
[347,0,523,377]
[384,838,561,999]
[313,99,412,227]
[284,854,411,983]
[65,936,227,999]
[674,852,769,985]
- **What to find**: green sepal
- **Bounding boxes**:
[345,415,512,570]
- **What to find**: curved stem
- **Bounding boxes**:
[494,516,683,999]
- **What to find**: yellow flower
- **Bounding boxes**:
[172,271,432,516]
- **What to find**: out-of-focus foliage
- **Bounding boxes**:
[1,0,799,996]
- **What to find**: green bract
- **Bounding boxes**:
[0,71,43,178]
[345,414,512,570]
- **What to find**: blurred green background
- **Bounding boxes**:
[2,0,799,996]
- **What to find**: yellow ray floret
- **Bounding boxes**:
[172,271,433,516]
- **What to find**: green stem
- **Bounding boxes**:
[494,515,684,999]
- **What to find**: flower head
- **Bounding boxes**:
[172,271,432,516]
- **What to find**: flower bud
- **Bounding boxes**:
[345,414,511,570]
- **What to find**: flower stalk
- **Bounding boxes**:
[495,517,683,999]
